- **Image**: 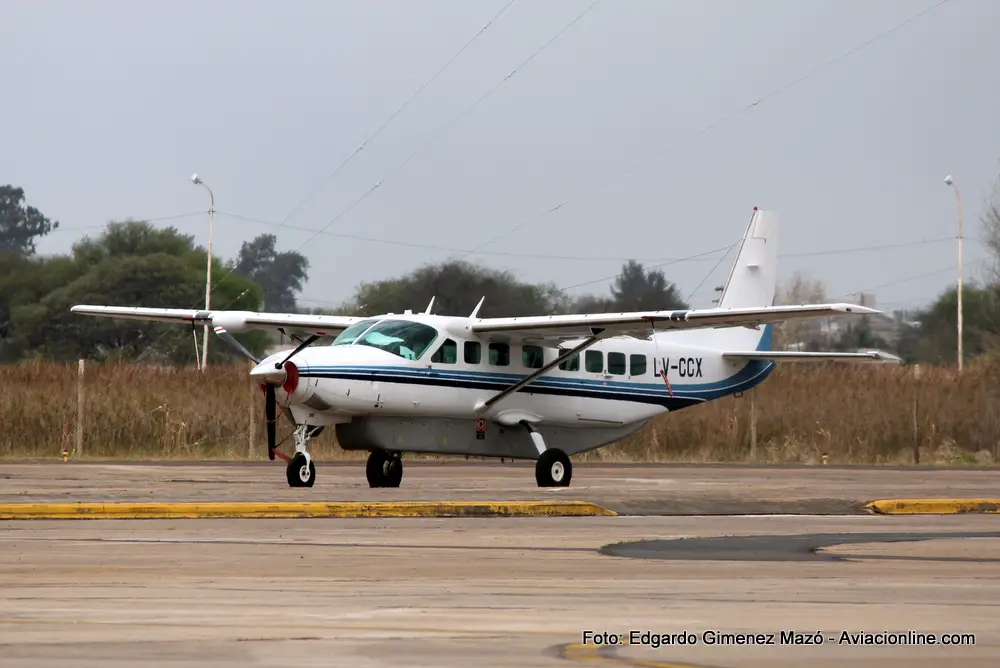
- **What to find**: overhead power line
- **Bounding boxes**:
[285,0,604,256]
[272,0,518,229]
[463,0,957,255]
[198,0,601,317]
[50,211,207,233]
[216,209,960,264]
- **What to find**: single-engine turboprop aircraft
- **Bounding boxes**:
[71,208,899,488]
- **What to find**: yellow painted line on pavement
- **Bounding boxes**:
[558,644,711,668]
[0,500,616,520]
[865,499,1000,515]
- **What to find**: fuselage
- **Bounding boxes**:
[255,314,775,443]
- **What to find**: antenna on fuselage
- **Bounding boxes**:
[469,296,485,318]
[423,296,435,315]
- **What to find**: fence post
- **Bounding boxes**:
[912,364,921,464]
[749,391,757,461]
[75,359,85,457]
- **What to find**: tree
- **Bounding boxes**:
[899,283,1000,365]
[569,294,617,313]
[344,260,569,318]
[230,234,309,312]
[609,260,688,311]
[0,220,267,364]
[772,272,829,350]
[982,170,1000,284]
[0,185,59,256]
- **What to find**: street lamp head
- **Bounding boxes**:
[191,173,202,185]
[944,174,954,186]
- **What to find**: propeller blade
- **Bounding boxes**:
[276,334,320,368]
[213,326,260,363]
[265,384,276,461]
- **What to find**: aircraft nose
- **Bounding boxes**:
[249,361,287,385]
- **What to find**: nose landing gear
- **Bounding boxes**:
[285,424,321,488]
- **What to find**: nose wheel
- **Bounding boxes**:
[287,452,315,487]
[285,424,317,488]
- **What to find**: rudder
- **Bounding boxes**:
[717,207,778,310]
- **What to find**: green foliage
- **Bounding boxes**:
[344,260,569,318]
[899,283,1000,365]
[0,220,267,364]
[0,186,59,256]
[608,260,688,311]
[230,234,309,312]
[339,258,688,320]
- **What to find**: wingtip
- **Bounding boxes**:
[838,303,881,315]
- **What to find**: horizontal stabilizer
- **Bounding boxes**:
[722,350,902,364]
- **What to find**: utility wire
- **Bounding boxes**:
[272,0,518,229]
[216,209,961,265]
[201,0,602,315]
[286,0,603,257]
[465,0,957,254]
[49,211,207,233]
[209,0,943,313]
[116,1,599,360]
[104,0,955,355]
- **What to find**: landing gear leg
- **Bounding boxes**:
[286,424,316,488]
[521,421,571,487]
[365,449,403,488]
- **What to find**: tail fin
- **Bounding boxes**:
[717,207,778,310]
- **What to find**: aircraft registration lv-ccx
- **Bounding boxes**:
[71,209,900,489]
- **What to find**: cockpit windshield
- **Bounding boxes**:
[331,319,379,346]
[353,319,438,360]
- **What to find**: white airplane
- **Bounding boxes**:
[71,208,899,489]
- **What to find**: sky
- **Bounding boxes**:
[3,0,999,315]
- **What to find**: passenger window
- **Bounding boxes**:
[607,352,626,375]
[488,342,510,366]
[522,345,543,369]
[559,353,579,371]
[585,350,603,373]
[464,341,481,364]
[630,354,646,376]
[431,338,457,364]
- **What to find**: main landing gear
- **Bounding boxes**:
[521,420,572,487]
[286,424,317,488]
[366,449,403,488]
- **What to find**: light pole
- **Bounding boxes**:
[191,173,215,372]
[945,174,963,372]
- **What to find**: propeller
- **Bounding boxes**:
[212,326,260,364]
[275,334,320,369]
[212,326,320,461]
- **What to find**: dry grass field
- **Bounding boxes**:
[2,357,999,465]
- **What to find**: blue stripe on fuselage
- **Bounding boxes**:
[300,325,776,409]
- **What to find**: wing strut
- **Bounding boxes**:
[474,332,604,413]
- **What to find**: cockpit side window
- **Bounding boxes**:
[331,319,379,346]
[353,319,439,360]
[431,338,458,364]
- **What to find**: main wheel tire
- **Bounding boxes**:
[366,450,403,488]
[286,453,316,488]
[366,450,389,488]
[384,454,403,488]
[535,449,572,487]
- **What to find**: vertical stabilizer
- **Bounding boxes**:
[717,208,779,310]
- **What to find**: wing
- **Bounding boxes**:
[69,305,364,338]
[469,303,880,345]
[722,350,902,363]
